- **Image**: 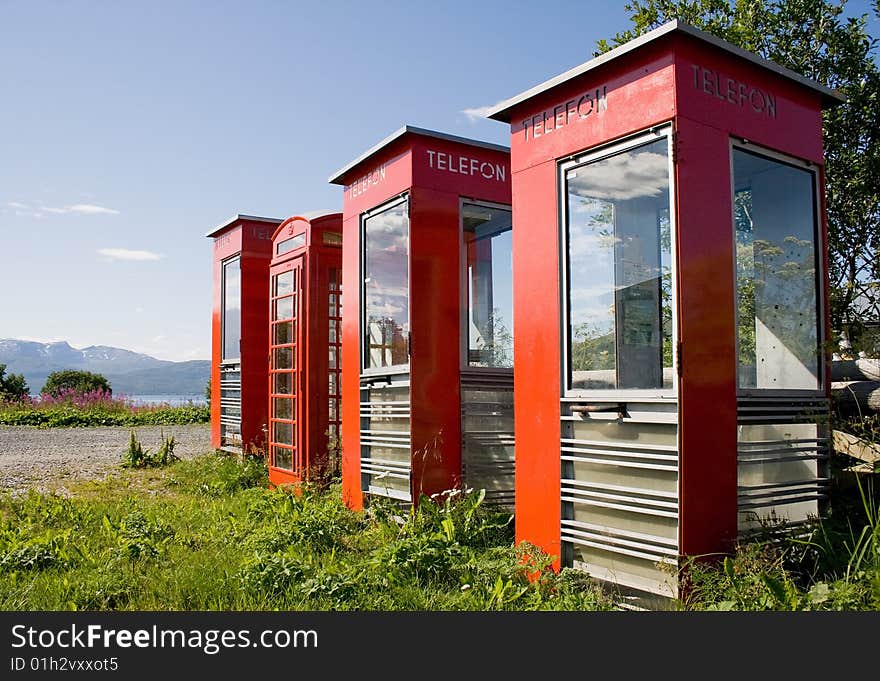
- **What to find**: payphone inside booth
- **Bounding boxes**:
[487,21,843,602]
[328,126,513,510]
[267,213,344,488]
[207,214,281,454]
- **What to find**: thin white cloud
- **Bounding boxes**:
[461,100,506,122]
[98,248,162,261]
[5,201,120,217]
[43,203,120,215]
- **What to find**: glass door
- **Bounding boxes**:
[269,257,302,473]
[359,195,412,500]
[219,256,242,451]
[558,127,680,598]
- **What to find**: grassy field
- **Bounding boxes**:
[0,450,878,611]
[0,454,614,611]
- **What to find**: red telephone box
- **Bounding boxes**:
[487,21,843,601]
[267,212,343,487]
[329,126,512,510]
[207,214,281,453]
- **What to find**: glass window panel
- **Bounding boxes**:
[733,149,820,390]
[273,446,292,470]
[274,321,293,346]
[274,398,292,420]
[274,347,293,370]
[274,372,293,395]
[329,347,337,369]
[274,270,294,297]
[222,257,241,360]
[276,233,306,255]
[364,200,409,369]
[329,325,337,343]
[329,398,337,419]
[329,373,337,394]
[273,421,293,446]
[275,296,294,321]
[565,137,673,390]
[463,203,513,368]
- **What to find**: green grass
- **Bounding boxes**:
[0,454,615,611]
[2,448,878,610]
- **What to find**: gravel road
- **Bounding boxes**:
[0,424,212,496]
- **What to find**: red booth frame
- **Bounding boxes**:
[487,21,843,598]
[267,213,343,487]
[329,126,511,511]
[207,214,281,454]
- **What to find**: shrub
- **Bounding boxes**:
[0,364,29,403]
[122,431,180,469]
[0,398,209,428]
[42,370,111,398]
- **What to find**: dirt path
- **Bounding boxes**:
[0,424,211,496]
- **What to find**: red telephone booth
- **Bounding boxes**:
[487,21,843,601]
[329,126,512,510]
[267,212,343,487]
[207,214,281,453]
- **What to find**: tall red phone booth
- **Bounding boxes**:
[207,214,281,453]
[487,21,843,601]
[329,126,513,510]
[267,212,343,487]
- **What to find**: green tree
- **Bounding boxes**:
[0,363,29,402]
[598,0,880,355]
[41,370,112,397]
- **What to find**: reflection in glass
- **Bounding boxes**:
[222,257,241,360]
[274,321,293,346]
[733,149,819,390]
[275,296,294,320]
[274,270,294,297]
[276,233,306,256]
[463,203,513,368]
[273,446,292,470]
[364,200,409,369]
[274,347,293,370]
[274,372,293,395]
[273,421,293,446]
[565,137,673,390]
[274,398,292,419]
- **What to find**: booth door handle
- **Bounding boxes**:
[570,403,628,418]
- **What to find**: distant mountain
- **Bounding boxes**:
[0,339,210,396]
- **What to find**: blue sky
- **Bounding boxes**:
[1,1,877,361]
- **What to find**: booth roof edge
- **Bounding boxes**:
[204,214,284,238]
[327,125,510,185]
[485,19,845,123]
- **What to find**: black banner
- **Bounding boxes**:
[0,610,870,677]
